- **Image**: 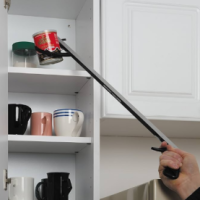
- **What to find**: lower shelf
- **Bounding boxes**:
[8,135,92,154]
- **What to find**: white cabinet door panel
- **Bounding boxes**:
[0,1,8,199]
[102,0,200,120]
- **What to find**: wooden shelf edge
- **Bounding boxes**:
[8,67,90,78]
[8,135,92,144]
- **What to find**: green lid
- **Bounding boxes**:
[12,42,36,56]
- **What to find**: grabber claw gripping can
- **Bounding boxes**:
[33,30,63,65]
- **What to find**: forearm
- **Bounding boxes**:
[185,187,200,200]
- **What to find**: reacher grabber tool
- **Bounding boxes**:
[35,37,180,179]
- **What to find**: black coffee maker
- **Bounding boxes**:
[36,172,72,200]
[8,104,32,135]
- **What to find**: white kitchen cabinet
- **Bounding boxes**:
[0,0,101,199]
[101,0,200,121]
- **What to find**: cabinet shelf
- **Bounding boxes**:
[8,67,90,95]
[8,135,92,154]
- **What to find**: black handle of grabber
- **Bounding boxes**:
[151,147,180,179]
[35,46,71,57]
[163,167,180,179]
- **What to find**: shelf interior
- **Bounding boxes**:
[8,153,76,200]
[8,135,92,154]
[8,14,78,70]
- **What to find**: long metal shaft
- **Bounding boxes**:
[58,38,177,148]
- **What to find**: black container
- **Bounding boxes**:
[36,172,72,200]
[8,104,32,135]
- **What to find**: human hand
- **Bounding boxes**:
[159,141,200,200]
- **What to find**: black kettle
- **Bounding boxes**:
[35,172,72,200]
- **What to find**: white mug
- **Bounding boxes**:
[8,177,34,200]
[54,110,84,137]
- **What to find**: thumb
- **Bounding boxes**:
[160,141,175,152]
[160,142,187,158]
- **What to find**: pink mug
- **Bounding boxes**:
[31,112,52,136]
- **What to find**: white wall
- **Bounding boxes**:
[100,136,200,198]
[75,0,93,70]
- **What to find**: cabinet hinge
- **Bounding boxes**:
[4,0,11,11]
[3,169,11,190]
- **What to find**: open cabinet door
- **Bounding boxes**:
[0,0,8,198]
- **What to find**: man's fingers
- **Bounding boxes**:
[160,160,181,170]
[160,155,182,165]
[160,141,167,148]
[160,141,175,152]
[160,142,188,159]
[160,151,183,162]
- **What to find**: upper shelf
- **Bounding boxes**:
[8,135,92,154]
[8,0,87,19]
[8,67,90,95]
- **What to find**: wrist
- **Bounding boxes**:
[176,174,200,200]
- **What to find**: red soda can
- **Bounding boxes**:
[33,30,63,65]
